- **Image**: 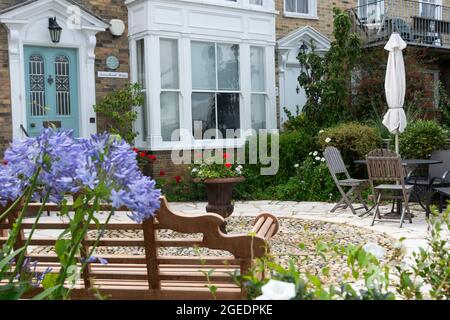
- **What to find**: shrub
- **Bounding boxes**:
[399,120,448,159]
[234,129,317,200]
[317,122,383,172]
[93,83,144,144]
[272,152,339,202]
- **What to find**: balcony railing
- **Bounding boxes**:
[349,0,450,49]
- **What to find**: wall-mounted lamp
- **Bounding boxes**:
[48,17,62,44]
[299,41,308,55]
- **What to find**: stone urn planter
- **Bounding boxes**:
[202,176,245,219]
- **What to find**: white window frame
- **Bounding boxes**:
[420,0,443,20]
[284,0,318,20]
[191,41,242,141]
[357,0,385,26]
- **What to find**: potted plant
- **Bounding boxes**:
[191,153,245,221]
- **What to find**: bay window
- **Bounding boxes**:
[160,39,180,141]
[191,42,240,139]
[250,46,266,130]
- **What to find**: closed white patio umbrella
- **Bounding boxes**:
[383,32,407,155]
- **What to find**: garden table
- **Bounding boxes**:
[355,159,443,218]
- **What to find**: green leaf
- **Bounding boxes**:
[31,285,61,300]
[42,273,59,290]
[0,247,25,270]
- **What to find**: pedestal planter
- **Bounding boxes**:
[202,176,245,219]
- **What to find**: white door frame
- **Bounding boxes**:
[0,0,108,139]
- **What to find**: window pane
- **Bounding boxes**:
[251,94,266,131]
[136,39,146,89]
[217,93,240,137]
[217,44,240,90]
[136,39,147,140]
[160,92,180,141]
[191,42,216,90]
[160,39,179,89]
[251,47,265,92]
[192,93,216,137]
[285,0,295,12]
[297,0,308,14]
[250,0,263,5]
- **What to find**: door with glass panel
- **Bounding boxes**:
[24,46,79,137]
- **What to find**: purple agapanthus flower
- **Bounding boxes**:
[0,129,161,223]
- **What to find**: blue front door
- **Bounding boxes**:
[24,46,79,137]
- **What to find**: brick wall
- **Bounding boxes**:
[0,0,130,158]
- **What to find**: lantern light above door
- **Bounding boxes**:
[48,17,62,43]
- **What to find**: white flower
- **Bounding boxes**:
[321,157,325,162]
[308,152,313,156]
[237,165,243,170]
[313,151,318,156]
[363,243,386,260]
[294,163,300,168]
[255,280,296,300]
[325,137,331,143]
[319,130,324,134]
[191,168,198,173]
[315,156,321,161]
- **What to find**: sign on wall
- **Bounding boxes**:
[97,71,129,79]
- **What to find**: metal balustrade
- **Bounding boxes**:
[349,0,450,49]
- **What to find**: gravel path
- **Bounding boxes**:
[31,217,398,284]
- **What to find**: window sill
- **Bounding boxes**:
[137,137,248,151]
[283,12,319,20]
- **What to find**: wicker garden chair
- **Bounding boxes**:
[366,149,414,228]
[324,147,369,215]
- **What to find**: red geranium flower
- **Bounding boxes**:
[223,153,230,159]
[159,170,166,177]
[175,175,182,183]
[132,148,139,153]
[147,154,157,161]
[225,162,232,169]
[139,152,146,158]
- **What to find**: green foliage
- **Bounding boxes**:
[190,153,242,180]
[93,83,144,144]
[241,207,449,300]
[353,48,435,123]
[156,176,206,202]
[297,7,361,128]
[438,82,450,130]
[399,120,448,159]
[282,108,319,134]
[234,130,317,200]
[317,122,383,172]
[271,153,339,202]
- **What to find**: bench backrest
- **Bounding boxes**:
[0,197,278,294]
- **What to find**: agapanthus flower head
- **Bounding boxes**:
[0,129,161,223]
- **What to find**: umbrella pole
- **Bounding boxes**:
[395,134,399,155]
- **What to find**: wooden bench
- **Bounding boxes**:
[0,197,279,300]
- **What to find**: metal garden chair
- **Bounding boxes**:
[324,146,369,215]
[366,149,414,228]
